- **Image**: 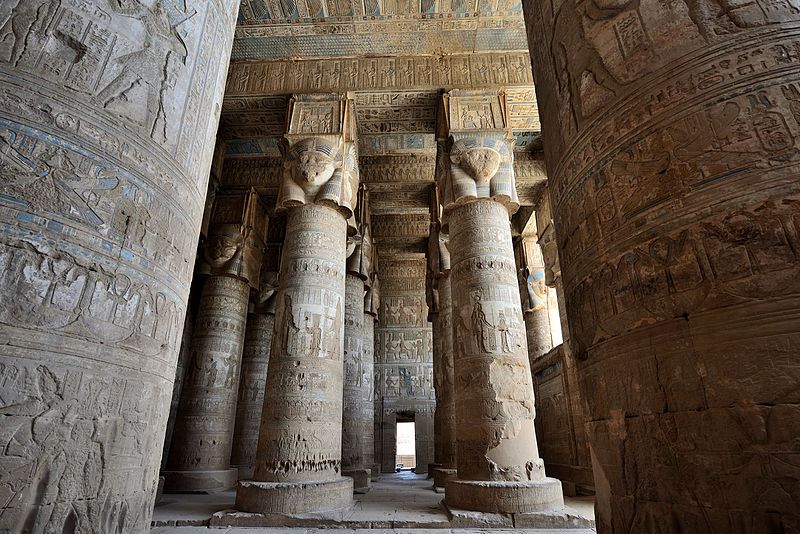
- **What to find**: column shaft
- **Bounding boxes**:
[164,274,250,491]
[237,203,352,513]
[433,273,458,489]
[162,304,196,471]
[362,310,377,477]
[0,1,236,530]
[445,199,562,512]
[525,4,800,530]
[231,310,274,478]
[523,244,553,360]
[342,274,370,490]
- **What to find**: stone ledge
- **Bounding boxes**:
[444,477,565,513]
[161,468,238,494]
[235,477,354,515]
[446,503,594,530]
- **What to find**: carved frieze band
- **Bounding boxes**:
[225,53,534,96]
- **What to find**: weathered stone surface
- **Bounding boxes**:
[525,3,800,530]
[446,200,551,486]
[236,478,354,515]
[515,236,555,360]
[428,217,457,484]
[342,274,369,488]
[240,96,357,513]
[0,0,237,530]
[231,268,278,477]
[162,302,196,471]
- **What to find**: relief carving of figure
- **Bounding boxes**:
[0,0,59,66]
[470,295,496,353]
[279,137,351,211]
[496,311,514,353]
[550,0,622,129]
[98,0,195,141]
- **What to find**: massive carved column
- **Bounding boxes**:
[342,185,375,491]
[164,189,266,492]
[439,90,563,513]
[0,1,237,531]
[524,5,800,531]
[231,271,279,478]
[237,94,357,514]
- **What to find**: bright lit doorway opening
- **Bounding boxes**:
[395,420,416,471]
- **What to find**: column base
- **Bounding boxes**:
[343,469,371,493]
[433,468,457,492]
[162,468,238,493]
[427,463,441,478]
[236,477,353,514]
[444,478,564,513]
[235,465,255,480]
[155,475,165,504]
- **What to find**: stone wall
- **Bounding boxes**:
[374,255,435,473]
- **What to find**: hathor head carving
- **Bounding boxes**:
[455,147,501,184]
[204,226,244,271]
[279,137,344,209]
[289,138,339,191]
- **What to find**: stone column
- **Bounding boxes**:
[433,272,458,491]
[342,273,369,490]
[439,90,563,514]
[516,237,554,362]
[426,220,443,477]
[237,94,357,514]
[0,1,237,530]
[342,185,375,491]
[525,6,800,530]
[231,271,279,479]
[365,276,382,478]
[428,214,458,491]
[164,190,266,492]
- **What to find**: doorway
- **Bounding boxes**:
[395,420,416,471]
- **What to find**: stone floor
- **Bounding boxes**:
[152,472,596,532]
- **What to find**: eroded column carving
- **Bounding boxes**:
[342,185,375,491]
[0,1,238,530]
[439,90,563,513]
[236,94,357,514]
[164,189,266,492]
[525,4,800,530]
[231,270,279,478]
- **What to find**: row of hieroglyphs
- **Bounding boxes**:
[0,239,183,355]
[225,53,534,95]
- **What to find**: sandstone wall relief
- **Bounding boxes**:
[374,256,434,473]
